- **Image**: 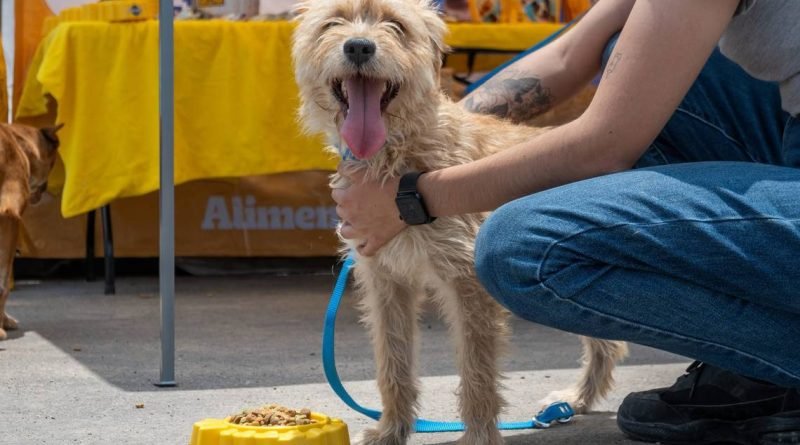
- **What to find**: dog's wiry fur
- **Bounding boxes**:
[292,1,627,443]
[0,123,61,340]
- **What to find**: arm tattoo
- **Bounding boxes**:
[464,68,554,123]
[605,52,622,77]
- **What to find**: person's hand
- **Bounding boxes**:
[331,163,406,257]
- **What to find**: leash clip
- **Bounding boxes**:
[531,402,574,428]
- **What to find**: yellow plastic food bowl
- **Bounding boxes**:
[190,412,350,445]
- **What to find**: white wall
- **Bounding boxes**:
[44,0,92,14]
[259,0,296,14]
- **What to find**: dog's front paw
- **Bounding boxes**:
[3,313,19,331]
[354,427,407,445]
[539,387,588,415]
[0,327,7,341]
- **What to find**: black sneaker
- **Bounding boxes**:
[617,362,800,445]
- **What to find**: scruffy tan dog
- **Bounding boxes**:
[292,1,627,443]
[0,123,62,340]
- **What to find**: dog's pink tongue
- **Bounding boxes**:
[341,77,386,160]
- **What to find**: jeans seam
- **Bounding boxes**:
[673,107,758,162]
[647,141,670,165]
[536,214,800,286]
[534,280,800,383]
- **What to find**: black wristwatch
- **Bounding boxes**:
[395,172,436,225]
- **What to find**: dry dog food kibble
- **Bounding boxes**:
[225,404,316,427]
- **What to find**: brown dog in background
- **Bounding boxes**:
[0,122,62,340]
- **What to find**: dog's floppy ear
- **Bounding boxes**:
[418,0,450,67]
[39,123,64,150]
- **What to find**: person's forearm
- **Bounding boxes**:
[418,117,624,216]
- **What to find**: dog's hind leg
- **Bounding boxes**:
[438,278,508,445]
[0,215,20,340]
[540,337,628,413]
[355,269,422,445]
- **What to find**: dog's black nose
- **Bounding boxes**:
[344,38,376,67]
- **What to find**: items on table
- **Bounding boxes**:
[442,0,556,23]
[442,0,592,23]
[174,0,296,20]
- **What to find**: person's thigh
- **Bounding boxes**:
[475,162,800,387]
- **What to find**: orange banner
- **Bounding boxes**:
[1,40,7,122]
[13,0,53,116]
[14,1,95,114]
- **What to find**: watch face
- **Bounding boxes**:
[396,195,428,225]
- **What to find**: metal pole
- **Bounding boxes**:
[156,0,176,387]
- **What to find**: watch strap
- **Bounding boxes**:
[397,171,436,224]
[398,171,423,194]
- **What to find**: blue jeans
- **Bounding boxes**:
[475,38,800,388]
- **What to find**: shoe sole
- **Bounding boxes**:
[618,410,800,445]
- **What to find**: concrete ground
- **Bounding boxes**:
[0,271,690,444]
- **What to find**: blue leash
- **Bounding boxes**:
[322,254,575,432]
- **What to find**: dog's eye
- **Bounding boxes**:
[322,20,343,31]
[385,19,406,36]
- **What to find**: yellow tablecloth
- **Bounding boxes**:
[17,20,563,218]
[447,22,562,51]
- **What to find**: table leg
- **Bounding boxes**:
[85,210,96,282]
[101,205,115,295]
